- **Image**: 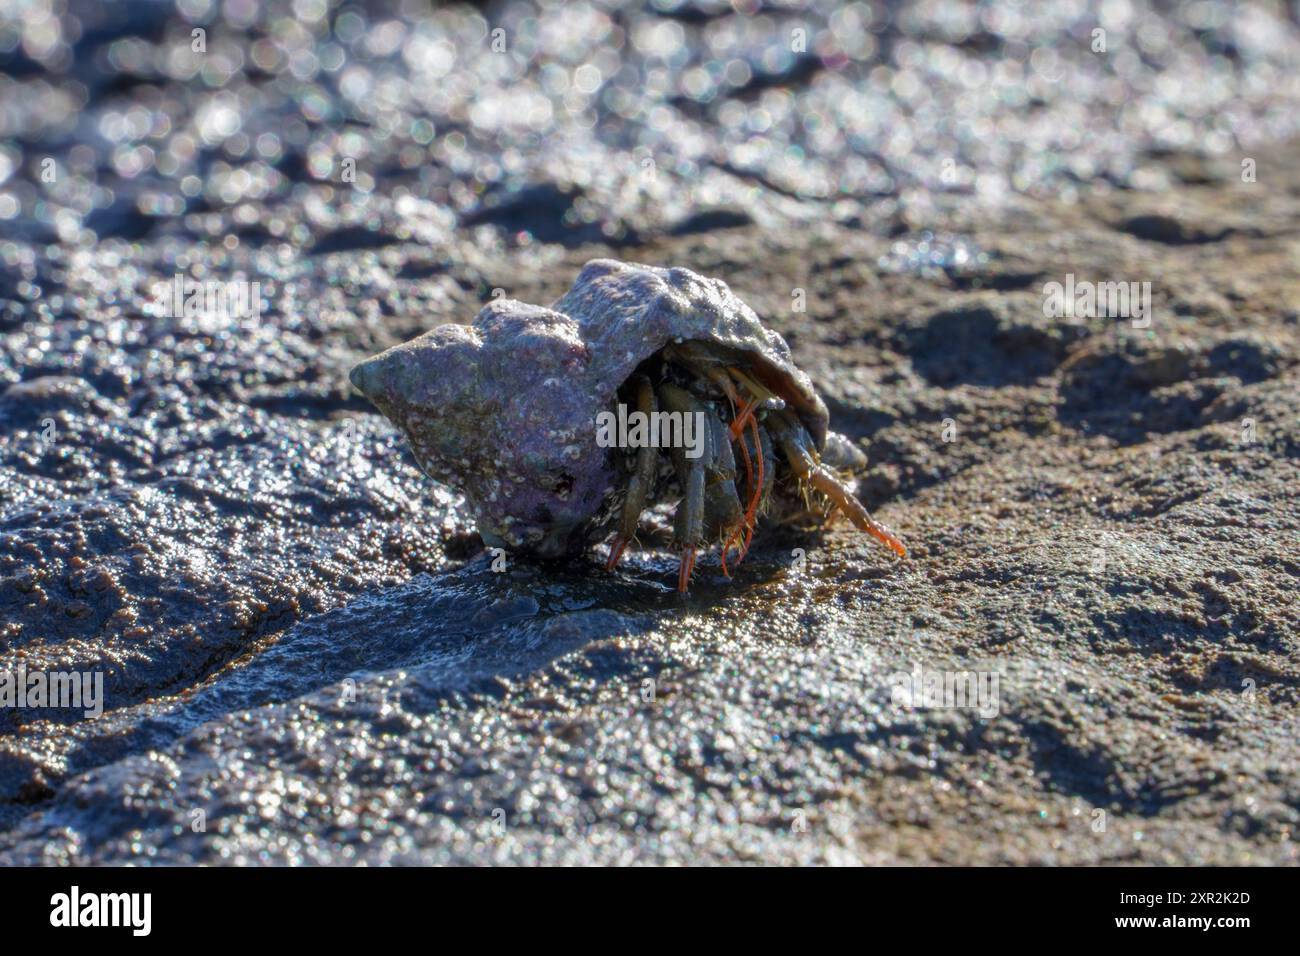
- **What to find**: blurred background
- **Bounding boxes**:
[3,0,1299,250]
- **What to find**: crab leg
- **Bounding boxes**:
[729,394,761,441]
[769,413,906,558]
[724,430,751,571]
[726,414,774,563]
[607,375,659,571]
[720,368,776,560]
[702,365,742,414]
[740,414,765,554]
[678,546,697,592]
[729,365,776,399]
[701,410,745,576]
[659,383,719,591]
[674,468,705,592]
[735,421,753,497]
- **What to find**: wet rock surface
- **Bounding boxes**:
[1,0,1298,864]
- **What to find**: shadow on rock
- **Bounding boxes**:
[904,307,1070,387]
[1055,337,1281,444]
[132,556,667,741]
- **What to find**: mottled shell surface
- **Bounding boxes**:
[350,258,829,557]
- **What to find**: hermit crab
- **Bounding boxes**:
[349,259,904,592]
